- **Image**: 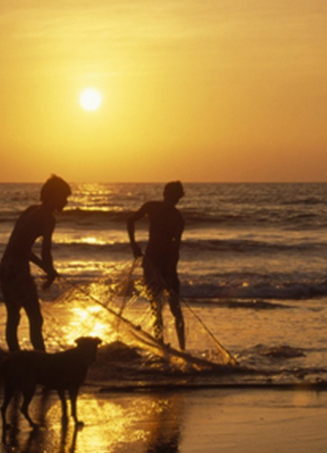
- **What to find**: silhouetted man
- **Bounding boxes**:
[127,181,185,350]
[0,175,71,351]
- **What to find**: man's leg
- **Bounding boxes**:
[23,288,45,351]
[150,297,164,344]
[1,271,21,351]
[168,295,185,350]
[4,304,21,352]
[168,273,185,350]
[143,255,165,343]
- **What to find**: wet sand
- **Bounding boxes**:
[1,385,326,453]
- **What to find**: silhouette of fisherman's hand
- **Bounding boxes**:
[131,243,143,259]
[42,269,59,290]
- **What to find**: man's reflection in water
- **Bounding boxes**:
[146,393,184,453]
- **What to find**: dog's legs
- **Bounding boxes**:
[1,382,15,441]
[68,388,83,427]
[21,385,38,429]
[57,389,68,426]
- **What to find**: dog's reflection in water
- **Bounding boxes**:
[4,390,82,452]
[22,422,80,453]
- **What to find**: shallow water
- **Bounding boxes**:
[0,287,326,387]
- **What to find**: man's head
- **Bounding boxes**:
[163,181,184,205]
[40,175,71,211]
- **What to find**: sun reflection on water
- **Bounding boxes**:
[63,304,117,345]
[38,393,184,453]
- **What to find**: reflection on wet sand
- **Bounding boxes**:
[0,390,185,453]
[145,394,182,453]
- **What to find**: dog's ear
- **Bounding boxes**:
[75,337,84,346]
[75,336,102,346]
[89,337,102,346]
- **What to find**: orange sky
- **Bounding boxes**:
[1,1,327,182]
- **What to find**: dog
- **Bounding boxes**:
[1,336,102,437]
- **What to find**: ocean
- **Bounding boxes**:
[0,182,326,386]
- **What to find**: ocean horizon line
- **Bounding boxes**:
[1,180,327,185]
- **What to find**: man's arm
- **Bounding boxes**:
[170,214,185,264]
[40,216,58,289]
[127,203,149,258]
[29,252,47,271]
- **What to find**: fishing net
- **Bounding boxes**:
[41,260,236,374]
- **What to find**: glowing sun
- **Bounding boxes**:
[80,88,102,111]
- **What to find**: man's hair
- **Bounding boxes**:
[40,175,71,203]
[163,181,184,201]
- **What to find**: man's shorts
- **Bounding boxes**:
[0,261,38,311]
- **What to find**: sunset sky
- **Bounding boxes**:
[1,1,327,183]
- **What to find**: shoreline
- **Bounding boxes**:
[0,386,326,453]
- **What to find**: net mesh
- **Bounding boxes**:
[40,260,236,373]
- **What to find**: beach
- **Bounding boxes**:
[0,385,326,453]
[0,182,327,451]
